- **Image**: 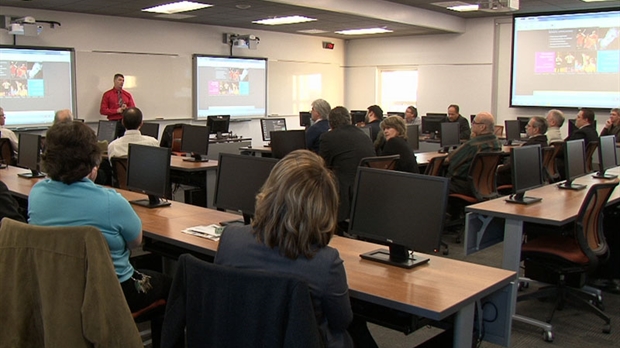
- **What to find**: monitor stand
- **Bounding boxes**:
[438,147,450,154]
[220,213,252,226]
[360,245,429,269]
[558,180,586,191]
[216,132,225,140]
[183,153,209,162]
[592,171,618,179]
[505,192,542,205]
[130,195,171,208]
[18,169,46,179]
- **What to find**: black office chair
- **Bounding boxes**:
[359,154,400,170]
[0,138,16,166]
[519,181,618,334]
[110,156,128,189]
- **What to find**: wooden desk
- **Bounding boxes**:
[464,166,620,338]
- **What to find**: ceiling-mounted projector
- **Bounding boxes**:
[478,0,519,12]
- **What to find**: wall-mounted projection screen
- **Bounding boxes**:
[511,9,620,108]
[193,55,267,119]
[0,45,76,126]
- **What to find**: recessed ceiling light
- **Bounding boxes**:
[142,1,212,14]
[335,28,393,35]
[448,4,479,12]
[252,16,317,25]
[297,29,329,34]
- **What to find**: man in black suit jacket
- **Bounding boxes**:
[565,108,598,146]
[319,107,375,224]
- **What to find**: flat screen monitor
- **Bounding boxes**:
[406,125,419,151]
[214,153,279,224]
[559,139,587,190]
[0,45,76,127]
[516,117,530,135]
[193,55,267,119]
[511,9,620,108]
[470,115,476,123]
[349,168,449,269]
[506,145,544,204]
[440,122,460,153]
[17,133,44,178]
[504,120,521,145]
[421,115,444,138]
[141,122,160,139]
[126,144,172,208]
[568,118,597,137]
[270,130,306,159]
[97,120,118,143]
[206,115,230,138]
[260,118,286,142]
[594,135,618,179]
[387,112,405,118]
[299,112,312,127]
[426,113,447,118]
[359,126,371,139]
[181,124,210,162]
[350,110,367,125]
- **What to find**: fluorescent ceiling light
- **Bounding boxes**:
[335,28,393,35]
[252,16,317,25]
[581,0,618,2]
[448,4,479,11]
[142,1,212,14]
[297,29,329,34]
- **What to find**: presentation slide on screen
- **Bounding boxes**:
[0,47,74,126]
[195,56,266,118]
[512,10,620,108]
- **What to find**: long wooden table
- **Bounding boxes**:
[2,166,515,347]
[464,166,620,339]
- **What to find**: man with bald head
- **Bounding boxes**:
[53,109,73,124]
[445,112,502,195]
[545,109,565,143]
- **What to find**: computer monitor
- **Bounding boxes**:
[359,126,371,139]
[568,118,597,137]
[206,115,230,139]
[470,114,476,123]
[214,153,279,224]
[126,144,172,208]
[17,133,45,178]
[97,120,118,142]
[387,112,405,118]
[593,135,618,179]
[270,130,306,159]
[406,125,419,151]
[517,117,530,135]
[439,122,460,153]
[351,110,367,125]
[421,115,444,138]
[505,145,544,204]
[260,118,286,143]
[559,139,587,190]
[426,113,447,118]
[299,112,312,128]
[349,168,449,269]
[504,120,521,146]
[180,124,210,162]
[141,122,160,139]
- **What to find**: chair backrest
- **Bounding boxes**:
[467,152,504,201]
[585,141,599,173]
[493,125,504,136]
[159,123,185,150]
[424,154,447,176]
[0,218,142,347]
[574,181,618,272]
[0,138,15,166]
[541,146,557,183]
[111,156,128,189]
[161,254,321,348]
[171,127,184,152]
[359,154,400,170]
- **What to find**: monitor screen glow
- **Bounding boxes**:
[260,118,286,142]
[97,120,118,143]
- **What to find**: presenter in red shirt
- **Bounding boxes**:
[100,73,135,137]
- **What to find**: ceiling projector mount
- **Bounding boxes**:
[476,0,519,12]
[223,33,260,56]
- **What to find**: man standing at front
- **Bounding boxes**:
[100,73,135,137]
[447,104,471,140]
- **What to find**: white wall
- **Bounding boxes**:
[0,6,344,146]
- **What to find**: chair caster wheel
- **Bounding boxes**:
[542,330,554,342]
[603,324,611,334]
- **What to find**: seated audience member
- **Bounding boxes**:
[445,112,501,195]
[53,109,73,124]
[319,107,375,224]
[379,115,419,173]
[405,105,420,126]
[565,108,598,145]
[107,107,159,158]
[366,105,384,142]
[215,150,375,348]
[0,180,25,223]
[497,116,548,186]
[306,99,331,153]
[447,104,471,140]
[0,107,18,154]
[28,121,171,313]
[600,107,620,138]
[545,109,565,143]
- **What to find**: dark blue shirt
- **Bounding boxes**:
[306,119,330,153]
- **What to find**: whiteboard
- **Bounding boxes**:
[268,60,344,116]
[75,51,192,122]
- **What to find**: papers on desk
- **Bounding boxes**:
[182,224,224,241]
